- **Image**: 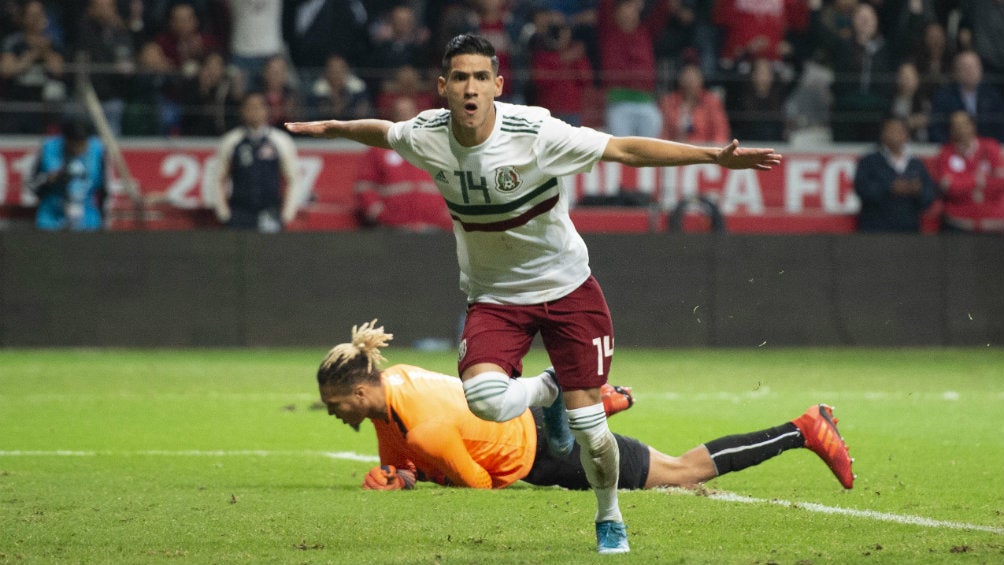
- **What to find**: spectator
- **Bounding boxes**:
[727,57,788,141]
[930,110,1004,233]
[928,50,1004,143]
[529,21,594,126]
[0,0,66,134]
[258,54,301,127]
[958,0,1004,85]
[75,0,136,137]
[658,62,730,144]
[874,0,935,41]
[226,0,284,92]
[535,0,598,33]
[282,0,369,79]
[531,0,600,79]
[122,40,179,136]
[597,0,671,137]
[375,64,438,120]
[888,61,931,142]
[179,50,243,136]
[367,4,431,81]
[824,3,898,142]
[853,117,937,233]
[214,92,303,232]
[914,21,954,103]
[651,0,698,74]
[27,117,106,231]
[119,0,173,46]
[782,58,834,140]
[154,2,221,77]
[307,54,373,121]
[353,96,454,232]
[121,0,228,44]
[806,0,856,67]
[712,0,809,71]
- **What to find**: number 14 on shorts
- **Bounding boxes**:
[592,336,613,375]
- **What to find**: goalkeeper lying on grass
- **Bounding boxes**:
[317,321,854,491]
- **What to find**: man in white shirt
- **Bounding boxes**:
[285,34,780,554]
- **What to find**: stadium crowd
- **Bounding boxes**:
[3,0,1004,233]
[0,0,992,144]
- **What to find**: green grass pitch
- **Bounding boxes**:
[1,347,1002,564]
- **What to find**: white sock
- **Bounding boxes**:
[462,371,528,422]
[567,403,622,523]
[525,369,560,406]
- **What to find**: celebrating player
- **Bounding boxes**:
[287,34,781,554]
[315,322,854,513]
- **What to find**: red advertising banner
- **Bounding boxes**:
[0,140,939,232]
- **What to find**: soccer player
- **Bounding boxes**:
[316,322,855,518]
[286,34,782,554]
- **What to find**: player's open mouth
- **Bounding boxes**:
[464,102,478,113]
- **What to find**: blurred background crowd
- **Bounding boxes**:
[0,0,993,146]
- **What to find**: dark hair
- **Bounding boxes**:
[316,351,379,389]
[441,34,499,76]
[881,115,909,128]
[60,117,91,142]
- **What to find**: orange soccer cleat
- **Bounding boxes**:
[601,383,634,417]
[793,404,855,489]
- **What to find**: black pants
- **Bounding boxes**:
[522,407,651,490]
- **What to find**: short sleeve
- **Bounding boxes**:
[387,113,438,171]
[535,119,611,177]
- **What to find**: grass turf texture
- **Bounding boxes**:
[1,347,1002,564]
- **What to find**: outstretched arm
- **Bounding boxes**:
[284,119,394,149]
[602,137,781,171]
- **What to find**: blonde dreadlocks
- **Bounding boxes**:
[317,320,394,387]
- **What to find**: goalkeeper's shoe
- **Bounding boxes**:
[601,383,634,417]
[792,404,855,489]
[541,367,574,458]
[595,521,630,554]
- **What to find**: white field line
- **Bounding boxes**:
[1,450,999,534]
[641,389,1004,403]
[671,489,1004,535]
[0,449,378,462]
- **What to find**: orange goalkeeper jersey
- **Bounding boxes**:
[373,364,537,489]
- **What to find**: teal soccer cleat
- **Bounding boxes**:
[595,521,630,554]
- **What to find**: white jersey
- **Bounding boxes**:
[388,102,611,304]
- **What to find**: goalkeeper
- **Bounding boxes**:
[319,321,854,492]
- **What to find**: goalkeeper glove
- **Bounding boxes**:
[363,465,416,490]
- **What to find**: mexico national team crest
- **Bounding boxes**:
[458,339,468,363]
[494,167,522,193]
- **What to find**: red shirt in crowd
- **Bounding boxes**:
[712,0,808,63]
[354,147,454,232]
[930,136,1004,232]
[659,90,731,143]
[597,0,671,93]
[530,44,594,118]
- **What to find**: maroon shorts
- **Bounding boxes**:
[458,276,614,390]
